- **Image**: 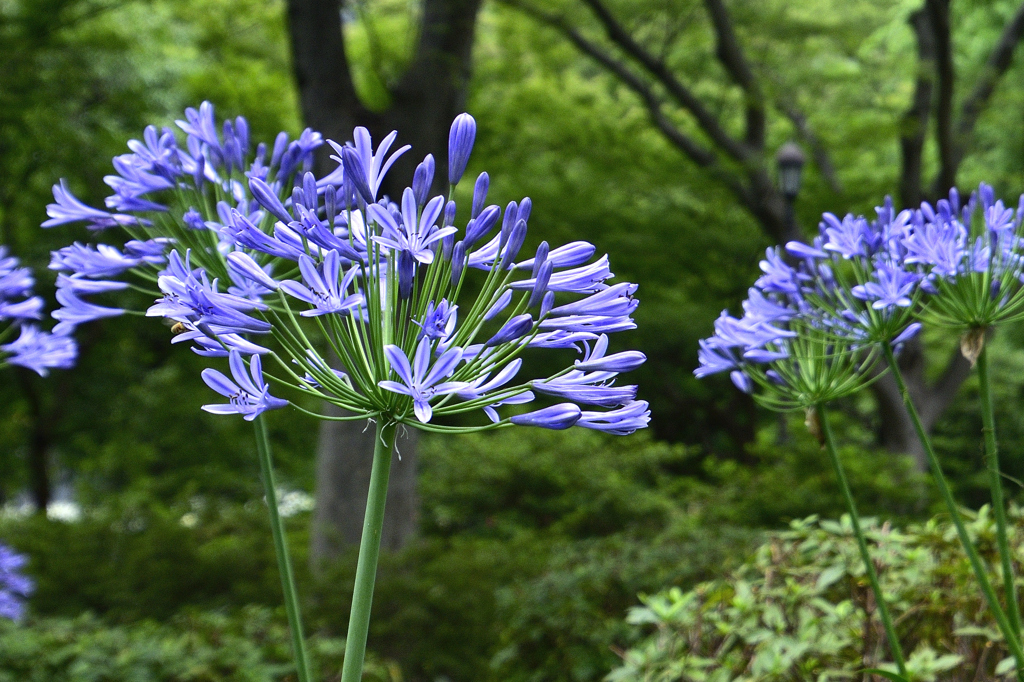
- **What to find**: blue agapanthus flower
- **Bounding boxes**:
[42,104,648,434]
[192,113,648,433]
[695,195,927,408]
[902,185,1024,330]
[0,246,77,376]
[696,184,1024,407]
[42,101,326,341]
[0,544,33,622]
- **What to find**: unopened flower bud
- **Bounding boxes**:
[500,219,528,270]
[529,260,552,308]
[531,241,549,279]
[472,173,489,218]
[303,172,318,211]
[500,201,518,250]
[413,154,435,207]
[451,241,466,286]
[448,113,476,186]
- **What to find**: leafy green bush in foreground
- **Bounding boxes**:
[613,509,1024,682]
[0,606,398,682]
[1,427,934,682]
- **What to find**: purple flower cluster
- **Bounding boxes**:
[42,104,648,434]
[0,544,32,622]
[696,185,1023,407]
[202,114,647,432]
[0,247,77,376]
[43,101,326,335]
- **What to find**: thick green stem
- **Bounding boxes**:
[978,343,1022,637]
[883,345,1024,678]
[817,403,906,676]
[340,419,397,682]
[253,417,312,682]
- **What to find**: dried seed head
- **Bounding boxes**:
[804,406,823,446]
[960,327,987,366]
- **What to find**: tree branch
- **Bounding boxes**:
[703,0,765,148]
[899,7,936,209]
[928,0,956,196]
[286,0,368,162]
[576,0,750,160]
[954,1,1024,159]
[919,346,974,428]
[504,0,798,242]
[506,1,717,166]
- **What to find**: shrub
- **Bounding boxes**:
[0,498,307,621]
[0,427,930,681]
[612,510,1024,681]
[0,606,398,682]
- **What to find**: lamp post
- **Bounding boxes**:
[776,141,806,241]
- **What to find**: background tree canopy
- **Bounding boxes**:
[1,0,1024,680]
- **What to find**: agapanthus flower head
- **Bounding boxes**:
[0,543,33,622]
[905,184,1024,330]
[696,185,1024,409]
[0,246,77,376]
[696,194,936,410]
[42,101,328,337]
[42,107,646,435]
[1,325,77,376]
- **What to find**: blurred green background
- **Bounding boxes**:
[2,0,1024,679]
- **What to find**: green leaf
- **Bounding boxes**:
[861,668,910,682]
[995,656,1017,676]
[815,565,846,590]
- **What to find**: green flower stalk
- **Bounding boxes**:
[882,343,1024,679]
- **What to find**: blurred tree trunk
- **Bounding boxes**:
[286,0,483,564]
[503,0,1024,467]
[18,371,52,513]
[311,405,420,557]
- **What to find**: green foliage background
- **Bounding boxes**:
[1,0,1024,680]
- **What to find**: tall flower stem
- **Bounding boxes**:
[253,416,312,682]
[883,344,1024,678]
[977,342,1022,637]
[817,403,906,677]
[341,418,397,682]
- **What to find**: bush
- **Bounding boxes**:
[0,606,397,682]
[417,428,694,540]
[0,498,307,621]
[0,427,931,682]
[303,429,760,682]
[612,509,1024,682]
[490,529,757,682]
